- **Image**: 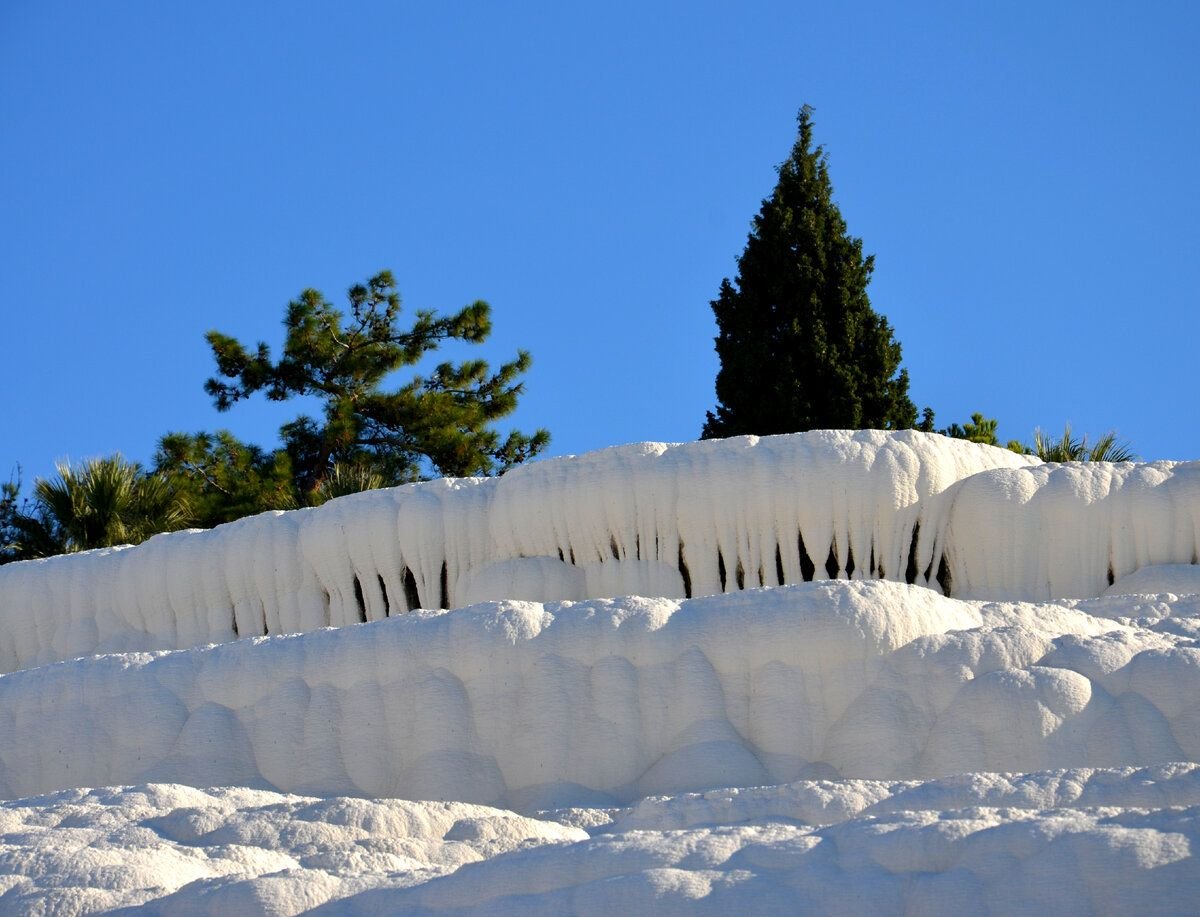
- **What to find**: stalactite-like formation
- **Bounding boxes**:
[3,430,1198,674]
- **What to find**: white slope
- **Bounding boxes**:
[2,433,1200,913]
[939,460,1200,600]
[1,581,1197,807]
[0,431,1038,673]
[2,767,1198,914]
[1104,562,1200,597]
[0,784,585,914]
[3,433,1198,677]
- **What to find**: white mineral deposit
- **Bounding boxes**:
[1,432,1198,913]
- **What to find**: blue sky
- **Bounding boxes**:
[3,1,1197,488]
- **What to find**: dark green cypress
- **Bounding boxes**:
[703,107,917,438]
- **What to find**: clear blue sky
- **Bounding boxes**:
[3,1,1197,488]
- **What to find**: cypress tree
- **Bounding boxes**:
[703,107,917,438]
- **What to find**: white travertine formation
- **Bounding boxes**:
[0,784,587,914]
[2,770,1199,914]
[2,581,1198,807]
[0,431,1041,673]
[936,460,1200,600]
[2,432,1200,914]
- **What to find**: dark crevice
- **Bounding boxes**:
[610,536,621,561]
[569,547,577,566]
[352,575,368,624]
[824,542,839,579]
[845,545,856,578]
[775,544,786,586]
[1107,564,1115,587]
[905,524,920,585]
[321,589,331,627]
[557,547,565,563]
[678,543,693,599]
[231,608,239,637]
[259,600,268,636]
[798,531,816,582]
[718,550,728,592]
[869,544,877,579]
[402,567,420,612]
[378,575,390,617]
[439,561,449,610]
[635,533,641,561]
[735,561,745,591]
[936,554,952,596]
[757,565,765,588]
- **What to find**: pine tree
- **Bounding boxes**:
[703,107,917,438]
[154,431,299,528]
[0,474,31,563]
[199,270,549,499]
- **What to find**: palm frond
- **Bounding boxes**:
[1032,425,1136,463]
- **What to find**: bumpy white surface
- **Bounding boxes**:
[4,433,1199,677]
[0,783,585,914]
[2,581,1198,807]
[1105,563,1200,597]
[3,434,1200,913]
[937,460,1200,600]
[0,431,1038,673]
[3,767,1198,914]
